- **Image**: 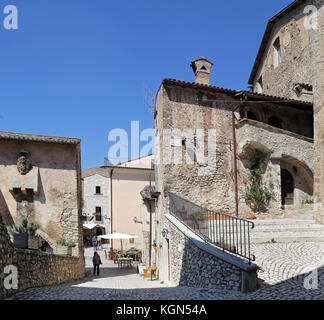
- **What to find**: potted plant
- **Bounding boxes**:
[56,238,76,256]
[186,211,206,230]
[11,218,39,250]
[248,213,256,220]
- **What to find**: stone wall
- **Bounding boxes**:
[163,215,258,293]
[0,217,85,299]
[0,217,14,298]
[155,85,236,214]
[313,0,324,224]
[252,0,315,102]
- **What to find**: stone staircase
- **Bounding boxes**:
[250,213,324,244]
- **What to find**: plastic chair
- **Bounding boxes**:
[143,267,158,281]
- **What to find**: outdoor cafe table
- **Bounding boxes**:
[126,251,139,261]
[118,258,133,269]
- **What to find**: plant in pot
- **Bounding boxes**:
[187,211,206,230]
[56,238,76,256]
[11,218,39,250]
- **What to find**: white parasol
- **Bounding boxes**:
[97,233,138,253]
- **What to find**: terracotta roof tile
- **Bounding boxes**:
[0,131,80,145]
[162,78,312,106]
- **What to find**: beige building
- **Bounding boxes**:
[0,131,84,257]
[82,154,155,252]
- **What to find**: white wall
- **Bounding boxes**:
[83,174,110,233]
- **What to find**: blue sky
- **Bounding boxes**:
[0,0,293,170]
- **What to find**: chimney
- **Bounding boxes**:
[190,56,213,85]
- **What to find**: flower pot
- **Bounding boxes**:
[13,234,28,249]
[248,213,256,220]
[28,235,39,250]
[56,245,72,256]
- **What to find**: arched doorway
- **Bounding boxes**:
[96,227,103,236]
[281,169,294,206]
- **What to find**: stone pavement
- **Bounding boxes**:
[6,242,324,300]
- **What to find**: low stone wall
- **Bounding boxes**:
[0,218,85,299]
[165,214,259,292]
[0,218,14,298]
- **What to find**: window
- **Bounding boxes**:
[268,116,283,129]
[95,186,101,194]
[273,37,282,69]
[129,238,134,244]
[95,207,102,221]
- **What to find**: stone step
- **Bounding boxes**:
[250,235,324,244]
[253,219,316,226]
[249,218,324,243]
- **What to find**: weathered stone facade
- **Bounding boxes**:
[249,0,318,102]
[154,1,319,283]
[312,0,324,224]
[248,0,324,223]
[154,80,314,222]
[0,132,84,257]
[236,120,313,213]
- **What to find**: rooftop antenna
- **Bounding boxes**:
[143,85,155,115]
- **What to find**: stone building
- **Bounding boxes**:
[0,131,85,298]
[245,0,323,224]
[153,0,321,285]
[0,131,84,257]
[154,63,313,218]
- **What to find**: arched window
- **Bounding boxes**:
[268,116,282,129]
[273,37,282,68]
[247,111,258,121]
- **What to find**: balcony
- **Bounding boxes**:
[235,120,314,171]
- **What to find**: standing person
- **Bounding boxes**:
[92,236,97,251]
[97,237,103,250]
[93,252,102,276]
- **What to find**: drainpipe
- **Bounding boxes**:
[232,96,247,217]
[110,168,114,250]
[149,174,152,267]
[149,201,152,267]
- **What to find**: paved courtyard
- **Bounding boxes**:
[6,241,324,300]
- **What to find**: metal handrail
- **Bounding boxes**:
[169,192,256,263]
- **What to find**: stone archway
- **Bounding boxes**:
[280,156,313,210]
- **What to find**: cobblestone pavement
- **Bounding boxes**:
[6,243,324,300]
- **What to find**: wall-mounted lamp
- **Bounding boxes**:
[133,217,143,224]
